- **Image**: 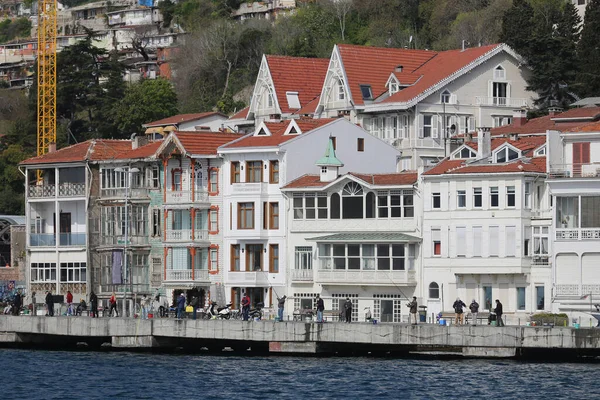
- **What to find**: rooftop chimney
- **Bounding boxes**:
[512,109,527,127]
[395,65,403,73]
[476,127,492,160]
[48,142,56,153]
[132,134,149,150]
[548,107,563,116]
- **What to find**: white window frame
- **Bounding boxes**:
[494,65,506,80]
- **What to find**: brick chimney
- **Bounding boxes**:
[548,107,563,116]
[512,109,527,127]
[48,142,56,153]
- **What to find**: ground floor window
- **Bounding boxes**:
[31,262,57,282]
[293,292,317,312]
[517,287,526,310]
[536,285,545,310]
[483,286,492,310]
[60,262,87,283]
[332,293,358,322]
[373,294,403,322]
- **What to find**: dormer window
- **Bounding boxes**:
[390,82,398,95]
[256,127,268,136]
[535,145,546,156]
[441,90,451,104]
[494,65,506,80]
[495,146,519,163]
[452,147,476,159]
[360,84,373,100]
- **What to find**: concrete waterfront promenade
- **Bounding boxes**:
[1,316,600,358]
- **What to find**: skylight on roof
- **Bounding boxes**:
[360,84,373,100]
[286,91,301,109]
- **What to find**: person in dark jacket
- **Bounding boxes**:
[453,298,466,325]
[241,293,251,321]
[277,295,286,322]
[343,298,353,323]
[469,299,480,325]
[12,290,22,316]
[176,293,186,319]
[316,294,325,323]
[45,291,54,317]
[407,296,418,325]
[494,299,504,327]
[90,291,98,318]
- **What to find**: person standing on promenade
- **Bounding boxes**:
[141,295,149,319]
[12,289,22,316]
[176,293,186,319]
[45,291,54,316]
[344,297,353,323]
[494,300,504,327]
[407,296,418,325]
[241,292,251,321]
[277,295,286,322]
[109,292,119,317]
[66,290,73,316]
[453,298,466,325]
[190,296,199,320]
[90,291,98,318]
[469,299,480,325]
[316,294,324,323]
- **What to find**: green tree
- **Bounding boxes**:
[114,79,179,136]
[158,0,177,28]
[499,0,534,58]
[576,0,600,97]
[0,17,31,42]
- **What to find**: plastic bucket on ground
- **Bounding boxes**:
[148,313,153,319]
[372,319,378,325]
[574,323,580,329]
[439,319,446,326]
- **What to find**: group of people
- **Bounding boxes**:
[452,297,504,326]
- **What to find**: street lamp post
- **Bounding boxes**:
[115,166,139,317]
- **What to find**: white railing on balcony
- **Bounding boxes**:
[58,182,86,197]
[165,269,210,282]
[164,229,209,242]
[165,190,209,204]
[227,271,270,286]
[99,235,149,246]
[28,184,55,198]
[555,284,580,296]
[315,269,416,285]
[531,256,550,266]
[475,97,528,107]
[397,137,443,150]
[290,269,314,281]
[548,163,600,179]
[101,187,149,199]
[231,183,268,195]
[555,228,600,241]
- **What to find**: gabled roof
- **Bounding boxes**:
[220,118,338,149]
[551,106,600,121]
[336,44,436,106]
[163,131,243,156]
[266,55,329,114]
[457,136,545,156]
[490,110,597,136]
[229,106,250,121]
[143,112,227,127]
[114,141,162,160]
[20,140,133,165]
[564,121,600,133]
[424,156,546,176]
[282,171,418,189]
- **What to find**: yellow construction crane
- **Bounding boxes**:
[37,0,57,160]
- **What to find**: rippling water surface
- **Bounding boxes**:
[2,349,600,399]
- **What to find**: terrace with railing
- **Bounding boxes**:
[549,163,600,179]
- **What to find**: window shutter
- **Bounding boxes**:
[456,227,466,256]
[582,142,591,164]
[431,115,438,138]
[488,80,493,98]
[418,114,424,138]
[450,94,457,104]
[473,226,482,257]
[489,226,499,256]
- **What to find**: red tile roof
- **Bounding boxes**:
[20,140,133,165]
[283,171,418,189]
[144,112,226,127]
[565,120,600,133]
[114,141,162,160]
[293,96,320,116]
[552,106,600,120]
[337,44,436,106]
[173,131,243,155]
[424,156,547,176]
[491,114,589,136]
[383,44,500,104]
[266,55,329,113]
[460,136,546,155]
[229,106,250,121]
[221,118,338,149]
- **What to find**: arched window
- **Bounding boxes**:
[330,193,340,219]
[429,282,440,299]
[337,78,345,101]
[494,65,506,80]
[366,192,375,218]
[342,182,363,219]
[193,164,203,191]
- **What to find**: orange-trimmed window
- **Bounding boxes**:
[209,244,219,274]
[231,244,240,271]
[208,167,219,195]
[246,161,262,183]
[209,206,219,234]
[238,202,255,229]
[269,244,279,273]
[171,168,182,191]
[269,160,279,184]
[231,162,240,184]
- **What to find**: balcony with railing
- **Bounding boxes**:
[555,284,600,297]
[397,137,443,150]
[100,187,150,199]
[549,163,600,179]
[227,271,270,286]
[230,183,268,195]
[555,228,600,241]
[28,182,87,198]
[290,269,314,282]
[531,256,550,266]
[165,190,209,204]
[99,234,149,247]
[165,269,210,282]
[475,97,529,107]
[315,269,417,285]
[59,233,86,246]
[164,229,209,243]
[30,233,56,247]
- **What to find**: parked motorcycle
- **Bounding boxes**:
[205,301,232,320]
[248,302,264,321]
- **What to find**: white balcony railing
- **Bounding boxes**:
[290,269,314,282]
[475,97,529,107]
[397,137,443,149]
[28,184,55,198]
[101,187,149,199]
[165,269,209,282]
[29,182,86,198]
[165,190,209,204]
[531,256,550,266]
[231,183,268,195]
[549,163,600,179]
[227,271,270,286]
[555,284,580,296]
[164,229,209,242]
[315,269,416,285]
[555,228,600,241]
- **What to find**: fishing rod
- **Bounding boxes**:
[261,270,281,299]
